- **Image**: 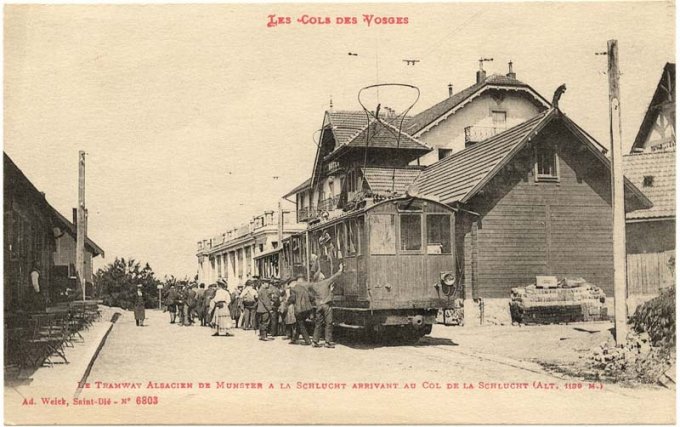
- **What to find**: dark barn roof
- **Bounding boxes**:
[623,151,675,220]
[414,109,652,210]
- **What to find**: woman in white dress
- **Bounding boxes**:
[210,283,233,336]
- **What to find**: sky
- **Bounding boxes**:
[4,2,675,278]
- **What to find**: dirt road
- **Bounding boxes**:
[5,309,675,424]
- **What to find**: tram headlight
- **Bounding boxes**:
[440,272,456,287]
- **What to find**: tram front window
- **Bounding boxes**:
[400,214,422,251]
[426,214,451,254]
[369,214,396,255]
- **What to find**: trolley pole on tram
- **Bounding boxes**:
[605,40,628,345]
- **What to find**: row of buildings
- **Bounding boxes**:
[196,62,674,321]
[4,153,105,311]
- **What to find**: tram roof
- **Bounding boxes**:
[306,195,457,232]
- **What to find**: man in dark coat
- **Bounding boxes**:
[310,264,344,348]
[184,285,197,326]
[194,283,206,326]
[288,274,313,345]
[256,281,273,341]
[176,285,187,326]
[164,285,178,324]
[268,280,282,337]
[240,280,258,330]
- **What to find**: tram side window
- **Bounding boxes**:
[369,215,396,255]
[347,220,357,256]
[400,214,422,251]
[336,223,346,259]
[356,217,363,256]
[426,215,452,254]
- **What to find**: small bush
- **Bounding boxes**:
[587,334,673,384]
[630,287,675,348]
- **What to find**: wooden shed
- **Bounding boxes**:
[415,109,652,302]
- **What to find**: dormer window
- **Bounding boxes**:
[643,175,655,187]
[492,110,507,127]
[534,144,559,182]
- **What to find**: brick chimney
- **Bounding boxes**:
[507,61,516,79]
[477,58,492,83]
[476,68,486,84]
[448,83,453,97]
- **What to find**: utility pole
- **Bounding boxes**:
[277,200,284,247]
[606,39,628,345]
[76,151,86,301]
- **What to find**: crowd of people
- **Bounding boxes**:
[160,263,344,348]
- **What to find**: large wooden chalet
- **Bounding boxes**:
[414,109,651,304]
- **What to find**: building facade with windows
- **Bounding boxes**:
[413,109,651,323]
[196,209,305,288]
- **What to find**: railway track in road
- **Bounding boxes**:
[407,343,646,399]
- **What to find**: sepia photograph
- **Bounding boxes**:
[2,1,676,424]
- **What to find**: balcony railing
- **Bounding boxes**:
[297,195,341,222]
[298,206,313,222]
[317,195,340,213]
[464,126,506,146]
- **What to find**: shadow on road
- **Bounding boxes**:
[334,330,458,350]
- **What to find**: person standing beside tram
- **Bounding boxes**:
[288,273,313,345]
[310,263,344,348]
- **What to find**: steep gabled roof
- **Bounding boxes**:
[415,110,552,203]
[283,177,311,199]
[361,167,424,195]
[51,208,105,257]
[623,151,675,220]
[414,109,652,210]
[325,110,423,151]
[326,111,372,146]
[631,63,675,152]
[405,74,551,136]
[4,152,105,257]
[326,119,430,163]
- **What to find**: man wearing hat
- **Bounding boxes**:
[310,263,344,348]
[134,284,146,327]
[256,280,274,341]
[268,279,283,337]
[164,284,178,324]
[240,279,258,330]
[194,283,206,326]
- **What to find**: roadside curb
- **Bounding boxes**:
[73,311,121,398]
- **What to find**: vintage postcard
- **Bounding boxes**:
[3,2,676,425]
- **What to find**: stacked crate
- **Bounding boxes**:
[509,277,608,324]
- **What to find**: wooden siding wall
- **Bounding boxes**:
[463,122,616,298]
[4,188,56,310]
[626,220,676,294]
